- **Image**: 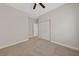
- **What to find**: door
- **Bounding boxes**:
[33,23,38,36]
[38,19,51,41]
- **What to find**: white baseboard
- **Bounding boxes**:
[0,38,29,49]
[1,38,79,52]
[51,41,79,51]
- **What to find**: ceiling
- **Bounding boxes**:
[6,3,65,19]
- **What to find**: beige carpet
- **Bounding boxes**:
[0,37,79,56]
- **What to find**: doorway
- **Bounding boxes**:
[33,23,38,36]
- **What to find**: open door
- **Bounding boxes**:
[33,23,38,36]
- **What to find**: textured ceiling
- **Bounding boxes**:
[6,3,65,19]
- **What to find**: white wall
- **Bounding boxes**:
[0,4,30,48]
[28,17,34,37]
[38,4,79,50]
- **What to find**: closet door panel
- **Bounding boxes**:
[38,20,50,41]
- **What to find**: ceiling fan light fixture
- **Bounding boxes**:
[33,3,45,9]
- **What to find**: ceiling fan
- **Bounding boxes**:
[33,3,45,9]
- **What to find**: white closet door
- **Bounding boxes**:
[38,20,50,41]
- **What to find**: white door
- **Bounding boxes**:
[38,20,51,41]
[33,23,38,36]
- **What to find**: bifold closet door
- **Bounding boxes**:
[38,19,51,41]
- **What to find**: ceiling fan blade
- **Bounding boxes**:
[33,3,37,9]
[39,3,45,8]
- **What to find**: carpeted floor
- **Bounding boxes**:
[0,37,79,56]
